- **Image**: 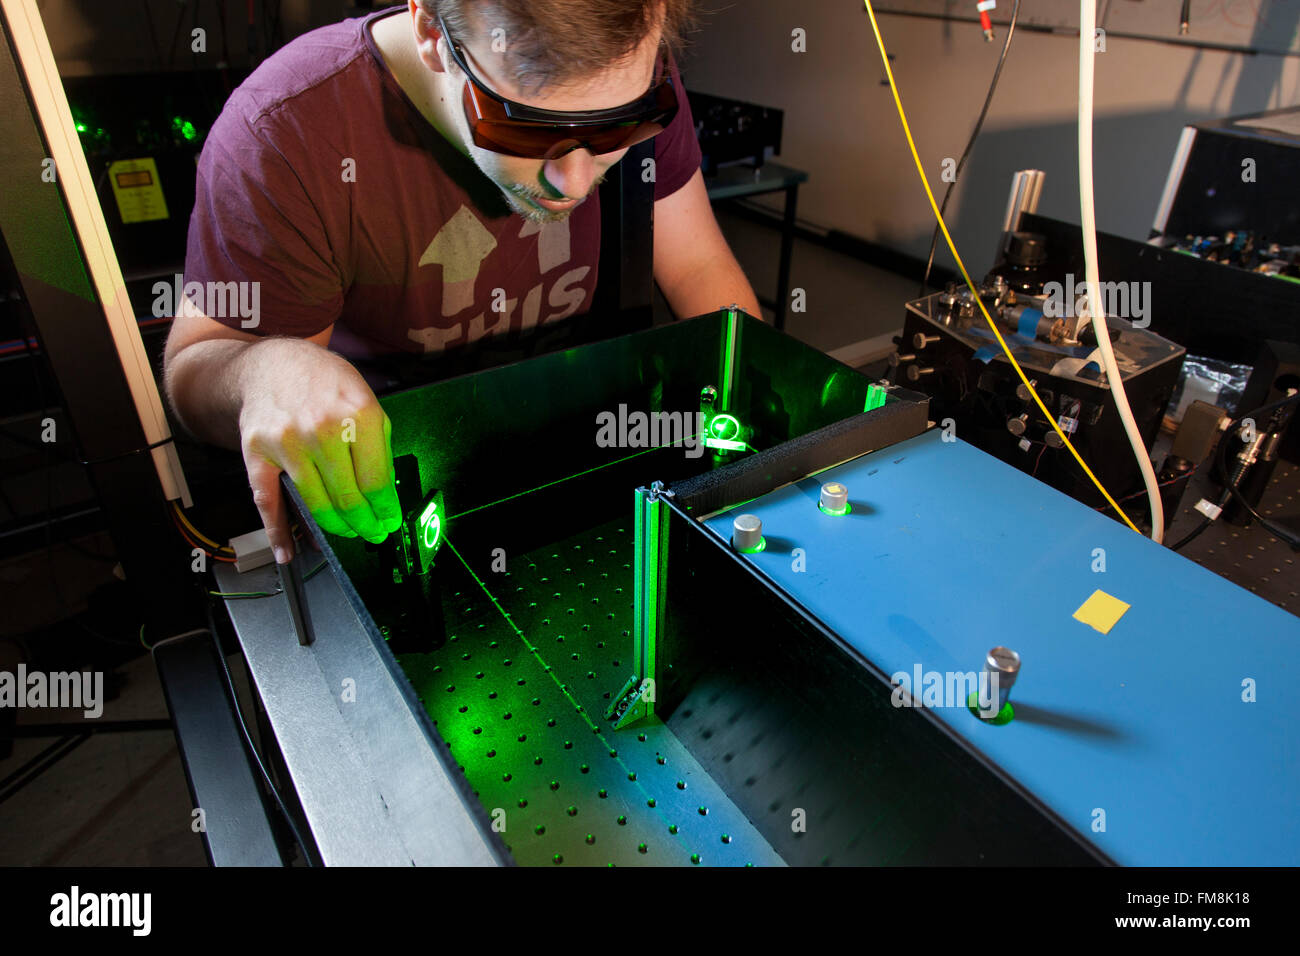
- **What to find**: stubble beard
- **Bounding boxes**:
[497,171,609,225]
[504,187,574,224]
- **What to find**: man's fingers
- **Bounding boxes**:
[245,456,294,564]
[353,411,402,535]
[283,455,358,539]
[314,421,386,542]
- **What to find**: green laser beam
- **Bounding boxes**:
[442,533,602,735]
[440,531,719,862]
[447,433,709,521]
[721,312,738,409]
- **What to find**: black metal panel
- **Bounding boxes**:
[594,139,656,332]
[655,494,1108,866]
[1166,113,1300,246]
[1021,212,1300,366]
[704,309,893,442]
[371,312,725,520]
[317,310,885,634]
[153,630,285,867]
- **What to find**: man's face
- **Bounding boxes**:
[436,14,664,223]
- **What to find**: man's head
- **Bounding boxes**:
[409,0,694,222]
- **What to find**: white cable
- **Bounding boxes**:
[1077,0,1165,543]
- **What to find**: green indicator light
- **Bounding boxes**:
[818,502,851,517]
[171,116,198,142]
[735,538,766,555]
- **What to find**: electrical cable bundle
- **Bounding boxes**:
[919,0,1022,296]
[170,500,236,562]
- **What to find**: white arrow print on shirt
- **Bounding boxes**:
[418,205,498,317]
[518,216,571,274]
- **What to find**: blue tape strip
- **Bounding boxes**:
[1017,308,1043,339]
[973,346,999,364]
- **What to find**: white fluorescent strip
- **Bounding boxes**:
[4,0,191,505]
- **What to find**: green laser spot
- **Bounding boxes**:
[966,690,1014,725]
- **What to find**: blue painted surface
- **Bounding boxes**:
[703,429,1300,865]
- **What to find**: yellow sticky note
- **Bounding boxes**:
[1073,589,1131,634]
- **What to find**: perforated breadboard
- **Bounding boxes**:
[400,520,781,866]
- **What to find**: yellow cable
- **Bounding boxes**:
[172,500,235,553]
[862,1,1140,533]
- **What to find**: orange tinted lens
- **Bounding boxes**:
[462,79,677,158]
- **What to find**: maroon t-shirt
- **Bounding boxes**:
[185,7,701,361]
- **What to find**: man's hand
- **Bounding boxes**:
[164,312,402,564]
[237,338,403,562]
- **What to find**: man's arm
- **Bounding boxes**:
[652,169,763,320]
[164,312,402,560]
[164,311,333,448]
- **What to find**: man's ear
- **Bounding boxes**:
[409,0,450,74]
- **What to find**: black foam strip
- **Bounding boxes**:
[668,392,930,516]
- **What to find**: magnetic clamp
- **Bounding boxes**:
[819,482,849,516]
[731,514,765,553]
[969,646,1020,724]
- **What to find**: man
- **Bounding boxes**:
[164,0,760,563]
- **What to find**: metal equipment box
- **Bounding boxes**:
[215,308,1299,867]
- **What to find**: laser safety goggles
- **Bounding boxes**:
[438,14,679,160]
